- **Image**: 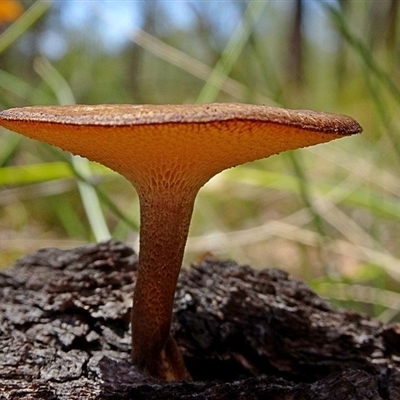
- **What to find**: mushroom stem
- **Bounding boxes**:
[132,187,196,380]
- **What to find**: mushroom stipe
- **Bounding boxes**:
[0,103,362,381]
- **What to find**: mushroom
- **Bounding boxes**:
[0,0,23,25]
[0,103,362,381]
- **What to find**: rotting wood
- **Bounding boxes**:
[0,240,399,399]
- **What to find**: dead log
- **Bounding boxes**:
[0,240,399,399]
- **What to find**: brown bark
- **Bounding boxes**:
[0,240,399,399]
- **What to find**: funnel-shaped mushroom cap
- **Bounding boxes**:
[0,103,361,192]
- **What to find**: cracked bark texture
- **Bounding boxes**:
[0,240,399,399]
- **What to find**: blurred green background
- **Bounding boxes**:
[1,0,399,321]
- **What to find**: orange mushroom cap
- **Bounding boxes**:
[0,103,361,193]
[0,0,23,24]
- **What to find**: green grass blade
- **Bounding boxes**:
[34,57,111,242]
[222,167,400,222]
[0,161,73,185]
[196,0,268,103]
[0,133,21,166]
[324,3,400,103]
[0,161,112,186]
[285,151,329,274]
[46,148,140,232]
